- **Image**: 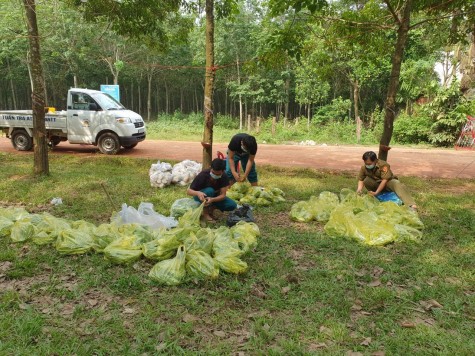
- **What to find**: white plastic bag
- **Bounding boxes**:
[116,203,177,229]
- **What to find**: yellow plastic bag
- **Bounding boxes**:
[0,216,14,238]
[142,229,181,261]
[33,213,71,245]
[214,252,248,274]
[55,228,94,254]
[103,235,143,263]
[231,221,260,253]
[324,192,424,246]
[92,223,120,252]
[178,203,204,228]
[10,219,35,243]
[149,245,186,285]
[186,250,219,280]
[290,200,314,222]
[212,226,247,274]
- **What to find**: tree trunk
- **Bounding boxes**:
[24,0,48,175]
[460,24,475,93]
[165,81,169,114]
[147,73,152,121]
[7,60,18,109]
[307,104,311,131]
[236,55,243,131]
[353,80,361,143]
[379,0,412,161]
[202,0,215,168]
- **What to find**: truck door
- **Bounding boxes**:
[67,92,102,144]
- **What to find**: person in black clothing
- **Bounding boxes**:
[187,158,237,222]
[226,133,258,186]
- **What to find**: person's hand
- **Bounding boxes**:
[233,173,240,182]
[197,192,207,202]
[368,191,377,197]
[204,197,212,206]
[356,189,363,195]
[239,175,247,182]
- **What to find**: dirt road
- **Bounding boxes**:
[1,137,474,179]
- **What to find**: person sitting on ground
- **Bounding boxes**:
[226,133,258,186]
[356,151,418,211]
[187,158,237,222]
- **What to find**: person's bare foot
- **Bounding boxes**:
[409,205,418,211]
[202,212,216,223]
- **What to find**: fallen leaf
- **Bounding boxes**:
[213,330,226,337]
[19,303,31,310]
[263,324,270,331]
[346,352,363,356]
[308,342,327,351]
[281,286,291,294]
[155,342,167,352]
[61,304,75,316]
[123,307,135,314]
[427,299,443,309]
[182,314,199,323]
[319,325,331,334]
[368,279,381,287]
[360,337,372,346]
[372,351,386,356]
[351,304,362,311]
[87,299,98,307]
[400,321,415,328]
[372,266,384,277]
[419,299,443,311]
[247,310,269,319]
[0,261,13,272]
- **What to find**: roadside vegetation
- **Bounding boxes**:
[1,152,474,354]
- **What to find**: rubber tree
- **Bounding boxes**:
[23,0,49,175]
[202,0,215,168]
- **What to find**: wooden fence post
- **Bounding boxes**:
[272,116,276,137]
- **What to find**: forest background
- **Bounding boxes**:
[1,0,475,147]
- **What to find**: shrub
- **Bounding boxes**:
[393,112,432,144]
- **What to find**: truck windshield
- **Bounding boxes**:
[92,93,125,111]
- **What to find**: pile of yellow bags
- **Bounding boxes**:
[0,204,260,286]
[290,189,424,246]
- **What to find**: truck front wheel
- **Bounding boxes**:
[98,132,120,155]
[11,130,33,151]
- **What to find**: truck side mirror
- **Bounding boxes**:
[88,103,99,111]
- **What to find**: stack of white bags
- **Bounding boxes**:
[149,160,202,188]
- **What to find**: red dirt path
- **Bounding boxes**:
[1,137,474,179]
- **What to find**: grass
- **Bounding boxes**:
[0,151,474,354]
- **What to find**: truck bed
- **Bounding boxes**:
[0,111,68,130]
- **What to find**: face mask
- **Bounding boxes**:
[210,172,221,179]
[241,145,248,153]
[365,164,375,170]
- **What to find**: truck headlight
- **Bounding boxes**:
[116,117,132,124]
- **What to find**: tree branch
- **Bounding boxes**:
[384,0,401,25]
[409,8,475,30]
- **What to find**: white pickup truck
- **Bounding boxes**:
[0,88,146,154]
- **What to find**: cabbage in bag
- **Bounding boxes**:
[149,245,186,285]
[186,250,219,280]
[55,228,94,254]
[10,219,35,243]
[104,235,143,263]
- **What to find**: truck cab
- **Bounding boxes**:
[66,88,146,153]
